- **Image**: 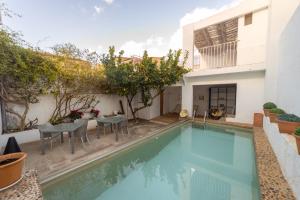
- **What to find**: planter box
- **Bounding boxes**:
[253,113,263,127]
[277,120,300,134]
[269,113,279,123]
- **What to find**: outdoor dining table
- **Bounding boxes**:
[96,116,126,142]
[40,121,83,154]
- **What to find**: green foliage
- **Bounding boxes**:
[278,114,300,122]
[0,29,57,130]
[263,102,277,109]
[270,108,285,115]
[101,47,189,120]
[48,43,103,124]
[295,127,300,136]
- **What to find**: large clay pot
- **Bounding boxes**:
[269,113,279,123]
[277,120,300,134]
[295,134,300,154]
[0,152,27,190]
[253,113,263,127]
[263,109,271,117]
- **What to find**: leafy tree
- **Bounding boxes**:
[49,43,104,124]
[0,30,57,131]
[101,47,189,121]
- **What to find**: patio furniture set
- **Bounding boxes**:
[38,115,128,155]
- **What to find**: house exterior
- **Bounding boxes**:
[179,0,269,124]
[140,0,300,125]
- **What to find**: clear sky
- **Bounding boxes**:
[2,0,237,56]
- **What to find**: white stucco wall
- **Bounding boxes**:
[236,8,268,67]
[183,0,269,69]
[276,5,300,116]
[163,86,182,114]
[5,94,127,130]
[264,0,300,104]
[135,90,161,120]
[182,24,194,68]
[182,71,265,124]
[263,117,300,198]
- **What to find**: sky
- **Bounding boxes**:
[1,0,240,57]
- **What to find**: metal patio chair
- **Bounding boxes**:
[74,119,90,144]
[96,120,112,139]
[38,122,63,151]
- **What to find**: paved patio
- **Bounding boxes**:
[20,120,170,181]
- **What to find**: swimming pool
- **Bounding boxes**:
[43,123,260,200]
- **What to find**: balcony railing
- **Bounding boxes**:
[193,41,237,69]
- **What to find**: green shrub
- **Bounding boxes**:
[270,108,285,115]
[278,114,300,122]
[295,127,300,136]
[263,102,277,109]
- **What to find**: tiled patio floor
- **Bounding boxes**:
[20,120,170,181]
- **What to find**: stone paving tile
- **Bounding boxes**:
[0,170,42,200]
[253,127,295,200]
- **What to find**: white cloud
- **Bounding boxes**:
[107,0,241,57]
[103,0,114,5]
[94,5,104,14]
[168,0,241,52]
[118,36,167,57]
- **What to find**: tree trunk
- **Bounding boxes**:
[20,103,29,131]
[126,96,137,122]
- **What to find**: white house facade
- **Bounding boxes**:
[136,0,300,125]
[178,0,269,124]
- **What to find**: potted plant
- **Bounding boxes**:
[0,152,27,189]
[277,114,300,134]
[67,110,84,122]
[263,102,277,116]
[90,108,100,118]
[269,108,285,123]
[295,127,300,154]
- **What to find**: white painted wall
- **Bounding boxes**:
[183,0,269,70]
[4,94,127,131]
[275,4,300,116]
[263,117,300,198]
[163,86,182,114]
[182,71,265,124]
[264,0,300,104]
[135,90,161,120]
[236,8,268,66]
[182,24,194,69]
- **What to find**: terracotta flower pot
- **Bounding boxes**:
[277,120,300,134]
[264,109,271,117]
[253,113,263,127]
[0,152,27,190]
[295,134,300,154]
[269,113,279,123]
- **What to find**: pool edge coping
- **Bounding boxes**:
[252,127,296,200]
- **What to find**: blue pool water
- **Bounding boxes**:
[43,124,260,200]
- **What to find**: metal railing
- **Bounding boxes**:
[194,41,237,69]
